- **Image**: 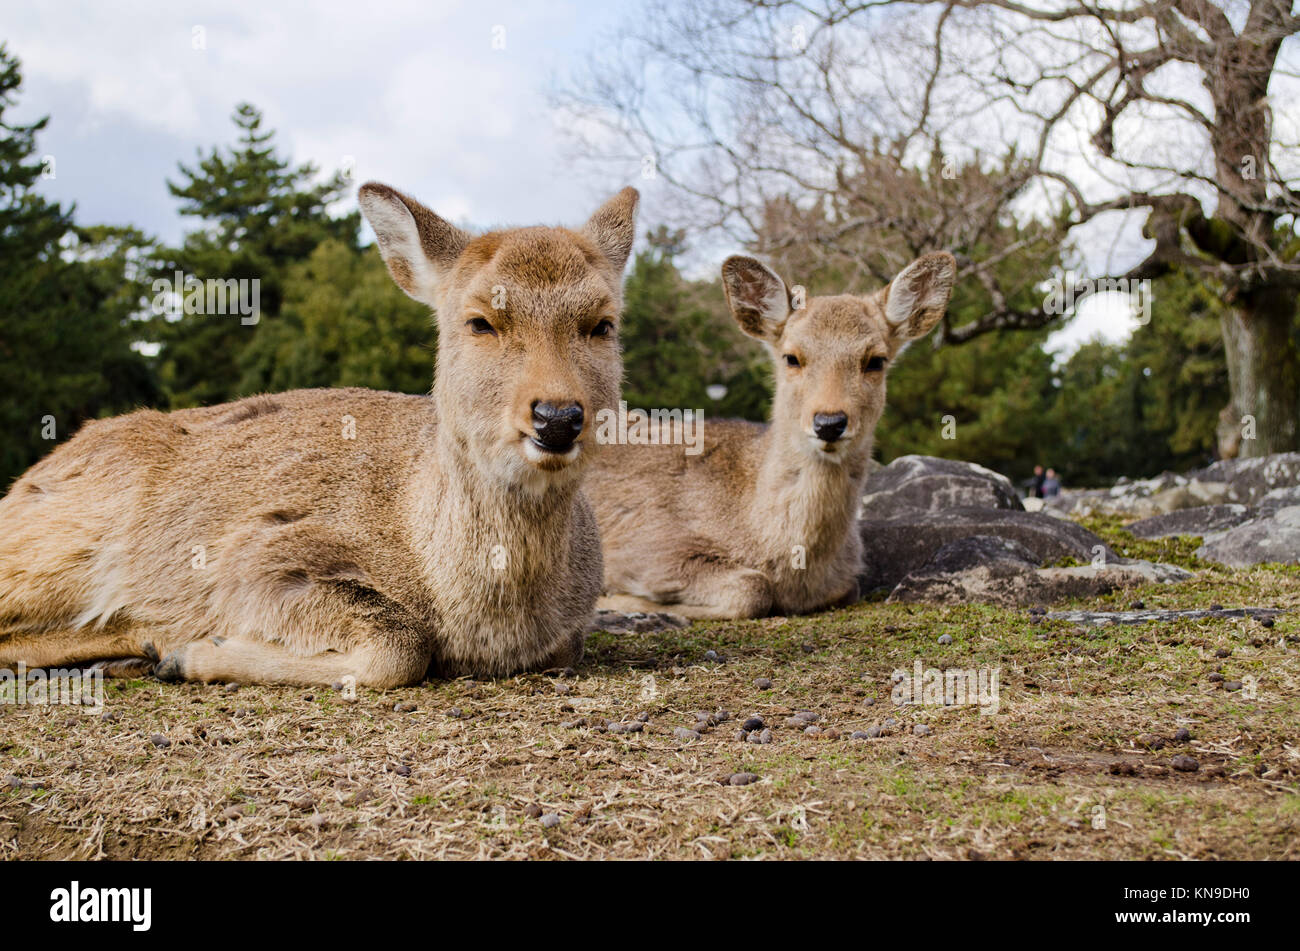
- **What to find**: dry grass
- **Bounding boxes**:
[3,525,1299,860]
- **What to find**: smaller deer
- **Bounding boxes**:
[0,182,639,686]
[588,252,955,619]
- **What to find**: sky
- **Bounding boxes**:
[7,0,1138,354]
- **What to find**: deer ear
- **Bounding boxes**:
[359,182,471,305]
[582,187,640,273]
[721,256,792,342]
[880,252,956,353]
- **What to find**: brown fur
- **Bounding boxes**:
[0,182,639,686]
[589,252,955,619]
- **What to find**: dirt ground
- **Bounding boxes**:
[2,519,1298,860]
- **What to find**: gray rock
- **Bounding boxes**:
[1128,504,1252,539]
[753,678,773,690]
[1197,505,1300,567]
[1190,452,1300,504]
[860,455,1023,518]
[1048,607,1283,626]
[887,535,1191,607]
[586,610,689,634]
[858,509,1117,593]
[540,812,561,828]
[912,724,933,736]
[728,772,759,786]
[673,727,701,742]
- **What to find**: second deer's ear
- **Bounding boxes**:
[721,256,792,343]
[583,187,640,273]
[359,182,472,305]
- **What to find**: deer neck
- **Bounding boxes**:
[408,426,580,602]
[752,417,870,559]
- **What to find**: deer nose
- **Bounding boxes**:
[531,401,585,451]
[812,412,848,443]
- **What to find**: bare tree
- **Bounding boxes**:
[559,0,1300,457]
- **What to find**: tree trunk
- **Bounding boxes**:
[1217,286,1299,459]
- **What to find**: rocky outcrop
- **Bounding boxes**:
[886,534,1191,607]
[857,455,1194,606]
[1050,451,1300,519]
[859,455,1022,518]
[1197,504,1300,568]
[1128,504,1252,539]
[857,507,1119,593]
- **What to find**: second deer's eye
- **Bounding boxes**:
[864,355,887,372]
[468,317,497,337]
[785,354,801,368]
[591,319,614,338]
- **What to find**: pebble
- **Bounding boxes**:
[703,650,719,662]
[393,702,417,713]
[753,678,774,690]
[746,729,772,744]
[1171,754,1200,772]
[392,763,411,777]
[741,716,765,732]
[1214,648,1231,658]
[866,725,884,738]
[101,710,119,723]
[884,718,898,728]
[524,803,543,818]
[1130,600,1145,610]
[692,721,711,734]
[540,813,561,828]
[1173,727,1191,743]
[223,683,240,694]
[850,731,871,740]
[1261,618,1275,629]
[149,734,171,749]
[735,729,749,742]
[913,724,933,736]
[937,634,953,645]
[728,772,759,786]
[448,707,465,718]
[1207,673,1225,683]
[635,711,651,722]
[713,710,731,723]
[1223,680,1243,692]
[804,725,822,737]
[674,727,701,742]
[862,697,876,707]
[1138,733,1166,750]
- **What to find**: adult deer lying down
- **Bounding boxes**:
[590,252,955,619]
[0,182,639,686]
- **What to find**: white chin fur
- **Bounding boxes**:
[806,434,847,463]
[522,439,581,466]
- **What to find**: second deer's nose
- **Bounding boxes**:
[531,401,585,451]
[812,412,848,443]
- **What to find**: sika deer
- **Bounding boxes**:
[588,252,955,619]
[0,182,639,686]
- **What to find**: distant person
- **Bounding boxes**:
[1030,464,1045,499]
[1042,468,1061,497]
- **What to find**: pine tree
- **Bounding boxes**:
[0,45,157,487]
[151,103,359,407]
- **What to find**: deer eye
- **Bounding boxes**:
[590,319,614,338]
[784,354,801,368]
[467,317,497,337]
[864,355,887,372]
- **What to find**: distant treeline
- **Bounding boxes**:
[0,44,1239,490]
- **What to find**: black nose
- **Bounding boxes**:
[531,401,585,451]
[812,412,848,443]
